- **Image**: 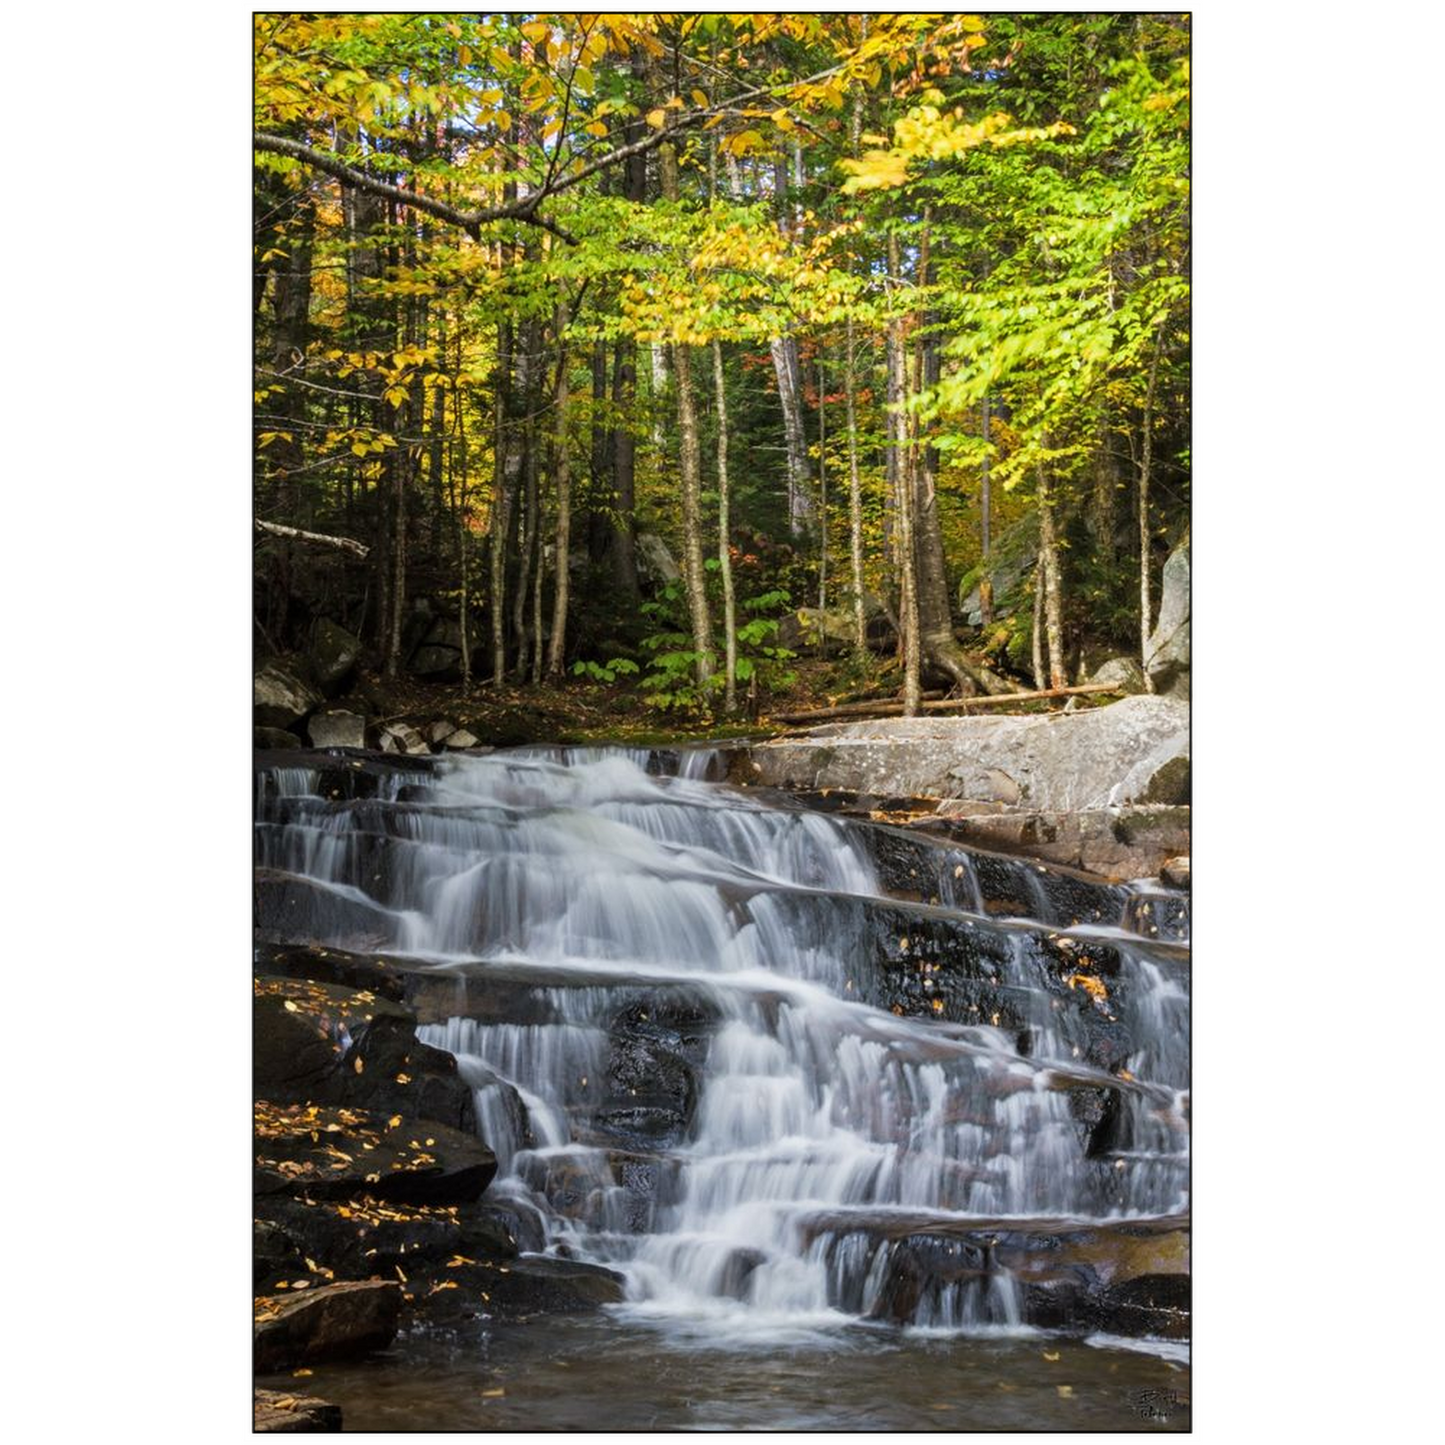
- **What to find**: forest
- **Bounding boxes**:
[253,11,1189,735]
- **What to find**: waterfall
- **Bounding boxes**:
[256,747,1189,1342]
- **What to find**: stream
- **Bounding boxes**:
[255,744,1190,1430]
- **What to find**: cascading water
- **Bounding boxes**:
[255,746,1189,1351]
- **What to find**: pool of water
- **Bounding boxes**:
[259,1315,1190,1431]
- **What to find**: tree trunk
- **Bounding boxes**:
[1036,464,1067,690]
[661,128,714,689]
[845,317,867,658]
[1138,330,1164,692]
[490,317,515,685]
[451,323,471,687]
[546,297,574,679]
[910,222,1012,698]
[1031,561,1045,690]
[771,336,813,539]
[713,340,738,713]
[511,314,544,680]
[608,340,641,599]
[979,395,993,627]
[817,356,828,612]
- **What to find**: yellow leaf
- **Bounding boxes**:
[690,88,708,107]
[481,1388,506,1398]
[841,150,910,193]
[585,120,607,138]
[353,1057,365,1073]
[1056,1385,1074,1399]
[646,108,667,129]
[283,1000,299,1013]
[292,1369,313,1377]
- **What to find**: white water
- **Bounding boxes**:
[256,747,1189,1344]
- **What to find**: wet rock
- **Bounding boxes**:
[255,944,408,1003]
[256,665,322,730]
[256,726,303,750]
[308,711,367,750]
[427,719,456,745]
[254,1280,402,1372]
[253,985,346,1096]
[254,1389,343,1433]
[591,997,711,1148]
[1090,1271,1190,1340]
[1160,855,1191,890]
[253,867,398,947]
[485,1256,626,1316]
[253,1193,517,1296]
[254,1218,308,1287]
[925,806,1190,881]
[444,728,481,750]
[308,619,362,691]
[253,974,476,1134]
[254,1101,496,1205]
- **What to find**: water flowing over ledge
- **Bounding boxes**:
[255,744,1189,1358]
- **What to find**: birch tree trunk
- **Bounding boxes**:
[545,296,573,679]
[845,317,867,658]
[661,129,714,689]
[713,340,738,713]
[1138,330,1163,692]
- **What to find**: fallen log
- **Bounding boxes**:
[255,519,370,559]
[770,682,1122,726]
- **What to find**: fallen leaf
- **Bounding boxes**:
[481,1388,506,1398]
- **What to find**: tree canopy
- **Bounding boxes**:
[254,11,1190,722]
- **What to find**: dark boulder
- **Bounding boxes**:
[253,974,476,1135]
[408,619,474,682]
[255,665,322,730]
[255,727,303,750]
[254,1280,402,1372]
[254,1100,497,1205]
[307,620,362,691]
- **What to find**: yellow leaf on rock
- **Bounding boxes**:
[353,1057,365,1073]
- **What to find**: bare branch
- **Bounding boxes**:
[254,518,370,558]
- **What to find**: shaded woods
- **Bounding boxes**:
[254,12,1189,728]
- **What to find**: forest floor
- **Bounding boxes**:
[346,653,1104,747]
